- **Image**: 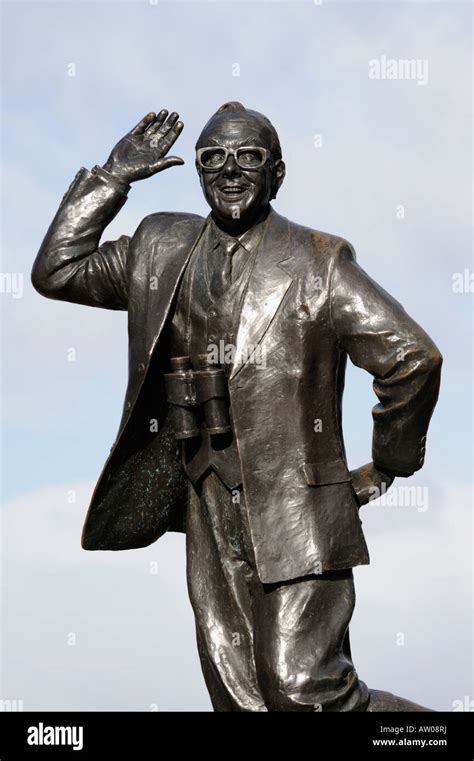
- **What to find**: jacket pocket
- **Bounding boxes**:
[302,459,351,486]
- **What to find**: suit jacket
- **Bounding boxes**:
[31,165,442,583]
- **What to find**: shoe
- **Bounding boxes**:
[367,688,434,712]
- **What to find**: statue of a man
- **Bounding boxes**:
[32,102,442,712]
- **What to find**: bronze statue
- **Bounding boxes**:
[32,102,442,712]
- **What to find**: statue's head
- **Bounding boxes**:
[195,102,285,229]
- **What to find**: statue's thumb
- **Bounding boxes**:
[161,156,185,169]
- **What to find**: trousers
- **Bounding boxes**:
[185,471,369,712]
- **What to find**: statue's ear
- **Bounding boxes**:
[270,160,286,200]
[196,164,204,190]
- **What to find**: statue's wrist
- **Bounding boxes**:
[93,163,131,193]
[373,463,397,482]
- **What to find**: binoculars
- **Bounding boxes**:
[164,355,231,440]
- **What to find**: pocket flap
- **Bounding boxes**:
[303,459,351,486]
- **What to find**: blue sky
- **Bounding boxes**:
[1,0,472,711]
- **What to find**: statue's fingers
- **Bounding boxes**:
[156,121,183,152]
[157,112,180,137]
[129,112,156,135]
[145,109,169,134]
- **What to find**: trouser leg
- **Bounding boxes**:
[186,473,368,712]
[185,473,266,712]
[250,569,369,712]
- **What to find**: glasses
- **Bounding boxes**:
[196,146,271,172]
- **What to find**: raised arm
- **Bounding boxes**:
[31,110,184,310]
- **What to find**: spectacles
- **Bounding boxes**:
[196,146,271,172]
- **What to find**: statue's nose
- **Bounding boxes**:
[222,154,240,176]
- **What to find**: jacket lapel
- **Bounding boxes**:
[144,218,208,358]
[230,209,294,380]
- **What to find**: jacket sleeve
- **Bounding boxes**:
[329,240,443,476]
[31,165,131,310]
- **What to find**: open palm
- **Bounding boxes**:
[103,109,184,183]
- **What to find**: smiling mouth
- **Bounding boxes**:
[219,185,248,197]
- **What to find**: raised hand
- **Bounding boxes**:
[102,109,184,184]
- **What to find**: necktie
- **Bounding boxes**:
[211,239,240,299]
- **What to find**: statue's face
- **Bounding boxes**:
[196,116,283,227]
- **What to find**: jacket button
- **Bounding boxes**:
[138,362,145,372]
[208,307,217,318]
[208,334,216,343]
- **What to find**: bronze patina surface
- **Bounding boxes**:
[32,102,442,711]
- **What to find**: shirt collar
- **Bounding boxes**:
[208,206,270,255]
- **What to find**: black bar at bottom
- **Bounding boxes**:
[0,710,472,759]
